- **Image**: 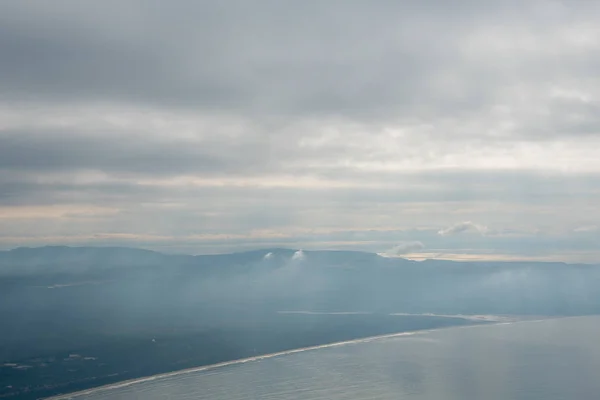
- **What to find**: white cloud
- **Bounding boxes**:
[438,221,489,236]
[383,241,425,256]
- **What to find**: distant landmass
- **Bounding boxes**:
[1,246,599,398]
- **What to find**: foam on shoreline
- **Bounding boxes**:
[47,315,577,399]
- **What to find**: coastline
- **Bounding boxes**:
[46,315,557,400]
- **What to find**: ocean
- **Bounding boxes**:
[51,316,600,399]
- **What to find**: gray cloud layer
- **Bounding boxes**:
[1,1,598,124]
[1,0,600,261]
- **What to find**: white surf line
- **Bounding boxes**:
[277,311,517,321]
[46,317,569,400]
[44,329,442,399]
[388,312,518,322]
[32,280,115,289]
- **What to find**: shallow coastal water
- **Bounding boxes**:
[53,316,600,399]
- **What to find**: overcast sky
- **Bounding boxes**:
[1,0,599,261]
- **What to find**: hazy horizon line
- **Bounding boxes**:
[1,244,597,265]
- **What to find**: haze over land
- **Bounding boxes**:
[2,246,600,398]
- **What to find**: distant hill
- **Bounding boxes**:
[1,245,599,317]
[0,246,169,271]
[0,246,392,275]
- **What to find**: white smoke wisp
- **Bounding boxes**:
[291,250,305,261]
[438,221,489,236]
[383,241,425,257]
[263,252,274,260]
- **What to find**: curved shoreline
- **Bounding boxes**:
[46,316,575,399]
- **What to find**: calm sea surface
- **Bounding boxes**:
[54,316,600,399]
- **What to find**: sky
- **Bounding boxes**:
[1,0,599,262]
